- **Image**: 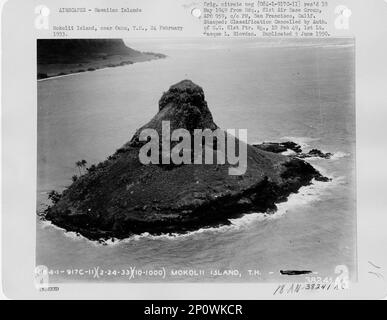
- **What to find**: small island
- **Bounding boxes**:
[43,80,329,241]
[37,39,166,80]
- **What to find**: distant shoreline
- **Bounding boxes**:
[37,51,166,81]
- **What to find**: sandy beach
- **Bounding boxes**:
[37,52,165,80]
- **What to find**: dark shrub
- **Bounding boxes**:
[48,190,61,204]
[87,164,96,172]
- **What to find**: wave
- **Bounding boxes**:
[279,136,350,161]
[295,151,349,162]
[40,219,93,242]
[276,178,329,215]
[109,176,336,244]
[38,173,337,246]
[330,151,350,160]
[38,133,346,245]
[281,149,297,156]
[280,136,320,148]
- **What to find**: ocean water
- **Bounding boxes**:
[36,38,356,283]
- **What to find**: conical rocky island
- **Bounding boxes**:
[44,80,329,241]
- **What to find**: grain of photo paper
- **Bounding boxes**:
[2,0,387,300]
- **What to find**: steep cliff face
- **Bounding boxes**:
[37,39,142,64]
[44,80,328,240]
[128,80,218,147]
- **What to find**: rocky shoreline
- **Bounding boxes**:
[43,80,330,241]
[253,141,333,159]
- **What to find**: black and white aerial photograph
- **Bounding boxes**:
[36,37,356,283]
